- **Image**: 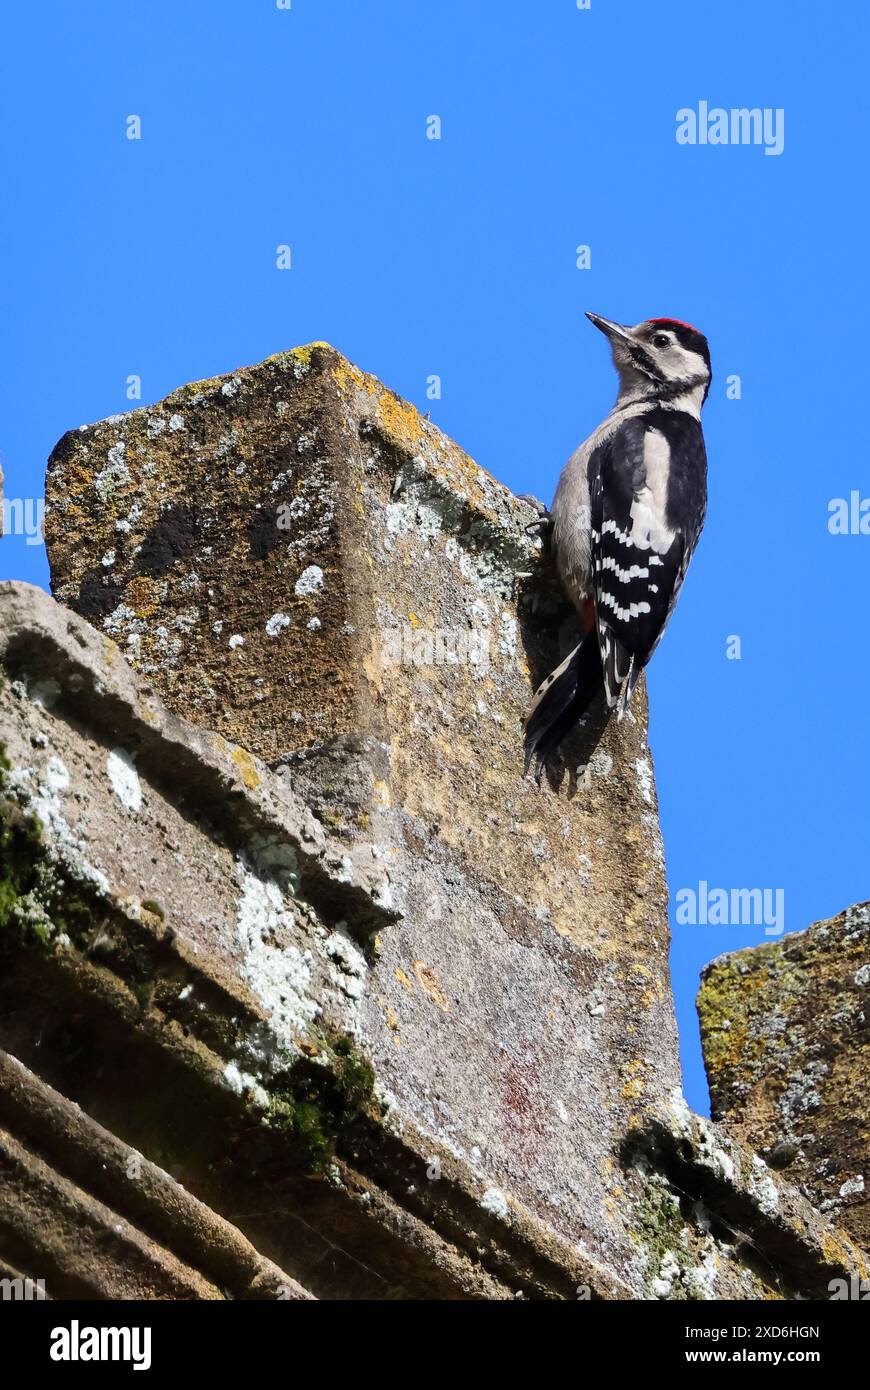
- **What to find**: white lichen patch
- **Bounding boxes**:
[468,597,491,627]
[294,565,324,597]
[214,429,239,459]
[5,764,110,900]
[115,501,143,534]
[104,604,138,636]
[385,499,443,543]
[223,1060,270,1110]
[282,495,309,521]
[496,612,518,657]
[234,864,320,1053]
[228,634,245,650]
[652,1249,681,1298]
[169,413,185,432]
[372,881,393,909]
[95,441,130,500]
[265,612,291,637]
[635,755,655,805]
[694,1117,737,1185]
[480,1187,510,1220]
[45,756,70,794]
[667,1087,695,1139]
[323,928,366,1017]
[748,1155,780,1216]
[682,1248,721,1300]
[106,748,142,813]
[839,1174,865,1199]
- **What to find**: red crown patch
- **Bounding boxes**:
[651,317,700,333]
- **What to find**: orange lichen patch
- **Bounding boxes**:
[413,961,450,1013]
[640,986,664,1009]
[621,1059,646,1102]
[377,998,401,1045]
[126,575,161,619]
[376,390,426,452]
[372,779,391,809]
[333,356,428,454]
[230,745,260,790]
[821,1229,869,1279]
[287,342,331,367]
[395,968,415,992]
[332,359,371,398]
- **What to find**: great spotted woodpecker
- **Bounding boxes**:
[524,312,711,782]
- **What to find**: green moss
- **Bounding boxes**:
[630,1169,691,1299]
[264,1079,331,1171]
[0,749,45,942]
[130,979,157,1011]
[698,949,808,1081]
[142,899,166,921]
[263,1035,375,1173]
[333,1034,376,1108]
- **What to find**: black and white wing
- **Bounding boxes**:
[588,408,707,710]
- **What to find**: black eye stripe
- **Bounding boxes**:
[627,343,659,376]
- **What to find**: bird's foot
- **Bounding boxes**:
[518,493,553,537]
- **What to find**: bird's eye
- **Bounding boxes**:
[652,333,671,348]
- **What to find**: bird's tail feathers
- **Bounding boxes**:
[616,655,645,719]
[599,625,634,713]
[523,633,604,783]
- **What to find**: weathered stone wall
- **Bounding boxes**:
[0,345,864,1298]
[698,904,870,1253]
[43,344,682,1285]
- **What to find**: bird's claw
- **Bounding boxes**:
[518,493,553,537]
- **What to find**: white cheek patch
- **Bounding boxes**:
[630,429,676,554]
[661,347,705,381]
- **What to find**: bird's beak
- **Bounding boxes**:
[585,312,634,343]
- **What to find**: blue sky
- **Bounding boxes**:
[1,1,867,1113]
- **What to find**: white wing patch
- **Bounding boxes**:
[601,517,634,546]
[600,555,649,582]
[629,428,675,554]
[598,591,652,622]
